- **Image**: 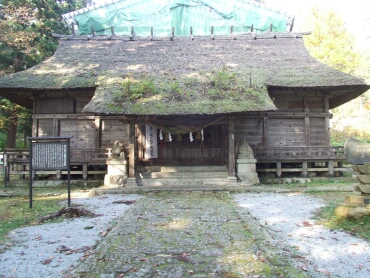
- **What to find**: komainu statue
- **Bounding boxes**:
[110,140,127,159]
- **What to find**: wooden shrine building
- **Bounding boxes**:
[0,31,369,186]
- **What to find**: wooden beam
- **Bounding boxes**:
[32,114,129,120]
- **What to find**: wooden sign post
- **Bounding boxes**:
[27,136,73,209]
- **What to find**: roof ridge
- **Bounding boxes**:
[52,31,311,42]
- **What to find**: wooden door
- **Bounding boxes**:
[142,125,225,165]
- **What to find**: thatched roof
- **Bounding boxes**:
[0,32,368,114]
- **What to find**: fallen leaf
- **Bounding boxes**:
[302,221,313,227]
[41,257,54,265]
[140,257,149,261]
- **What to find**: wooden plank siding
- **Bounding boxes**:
[22,87,344,181]
[59,119,97,149]
[267,118,305,146]
[37,119,53,137]
[35,98,74,114]
[234,118,264,146]
[100,119,130,148]
[309,118,327,146]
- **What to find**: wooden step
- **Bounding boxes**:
[136,165,228,187]
[138,171,227,179]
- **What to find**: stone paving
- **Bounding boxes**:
[72,191,306,277]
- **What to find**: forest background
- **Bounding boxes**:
[0,0,369,149]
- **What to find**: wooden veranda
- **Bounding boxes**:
[2,145,348,185]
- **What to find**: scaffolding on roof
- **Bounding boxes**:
[62,0,293,37]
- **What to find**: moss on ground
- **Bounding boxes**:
[73,192,309,277]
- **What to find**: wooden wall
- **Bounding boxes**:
[33,90,131,150]
[235,88,330,149]
[34,89,95,114]
[31,87,331,165]
[101,119,130,149]
[59,119,96,149]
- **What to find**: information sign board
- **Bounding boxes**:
[31,142,68,170]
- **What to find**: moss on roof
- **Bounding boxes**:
[0,33,368,114]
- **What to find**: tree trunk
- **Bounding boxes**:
[6,112,17,148]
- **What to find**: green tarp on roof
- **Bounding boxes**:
[72,0,288,36]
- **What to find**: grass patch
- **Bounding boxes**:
[314,201,370,241]
[0,187,70,246]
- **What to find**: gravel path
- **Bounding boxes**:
[0,191,369,278]
[234,192,370,278]
[0,193,142,278]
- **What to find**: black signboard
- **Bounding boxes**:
[28,136,73,208]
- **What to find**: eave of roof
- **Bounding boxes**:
[0,32,368,114]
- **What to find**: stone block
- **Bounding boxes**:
[354,183,370,194]
[334,205,370,219]
[344,195,367,206]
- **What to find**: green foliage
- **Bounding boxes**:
[0,0,86,147]
[331,128,370,146]
[303,7,360,75]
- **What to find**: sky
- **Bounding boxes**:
[264,0,370,48]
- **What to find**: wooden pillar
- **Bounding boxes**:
[82,162,88,181]
[32,117,38,137]
[94,117,101,149]
[228,116,235,177]
[302,161,308,177]
[328,160,334,177]
[56,170,62,180]
[324,96,330,145]
[52,118,59,136]
[276,162,282,178]
[128,118,137,178]
[304,96,310,146]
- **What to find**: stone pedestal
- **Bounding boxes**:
[104,159,128,188]
[236,158,259,185]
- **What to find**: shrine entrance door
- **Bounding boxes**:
[139,119,226,166]
[158,125,225,165]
